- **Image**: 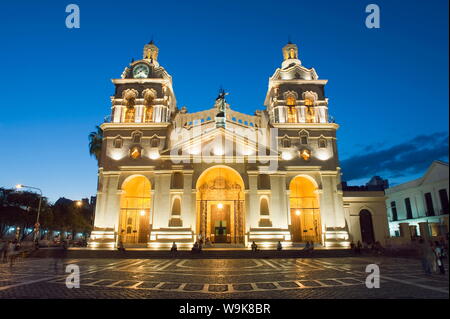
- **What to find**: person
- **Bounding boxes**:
[251,241,258,252]
[205,237,212,248]
[117,231,125,252]
[429,241,438,273]
[7,241,16,267]
[356,241,362,254]
[434,241,446,275]
[191,241,200,253]
[350,241,355,252]
[310,241,315,252]
[277,241,282,251]
[170,242,178,254]
[417,238,432,275]
[303,241,311,251]
[0,241,7,263]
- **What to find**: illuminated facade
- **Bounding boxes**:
[89,41,389,248]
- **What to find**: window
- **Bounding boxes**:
[300,131,308,145]
[151,137,160,148]
[113,137,123,148]
[438,189,449,214]
[390,201,398,221]
[282,137,291,148]
[304,98,315,123]
[424,193,435,216]
[132,132,142,143]
[171,198,181,215]
[145,106,153,123]
[318,138,327,148]
[171,172,184,189]
[404,198,413,219]
[260,198,270,215]
[257,174,271,190]
[124,107,135,123]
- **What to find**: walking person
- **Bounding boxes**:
[251,241,258,252]
[417,238,432,275]
[434,241,446,275]
[0,240,7,263]
[7,240,16,267]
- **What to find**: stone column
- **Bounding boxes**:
[399,222,411,239]
[152,172,171,229]
[182,172,194,229]
[248,173,259,228]
[418,222,430,239]
[270,174,288,228]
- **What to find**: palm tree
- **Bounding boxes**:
[88,125,103,162]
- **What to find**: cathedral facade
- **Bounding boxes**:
[89,41,389,248]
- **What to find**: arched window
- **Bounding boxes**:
[304,98,315,123]
[151,137,160,148]
[318,138,327,148]
[171,172,184,189]
[113,137,123,148]
[286,96,297,123]
[132,132,142,144]
[282,137,291,148]
[300,131,309,145]
[171,198,181,215]
[260,198,270,215]
[145,106,153,123]
[125,107,135,123]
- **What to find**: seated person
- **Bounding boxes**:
[303,241,311,250]
[251,241,258,252]
[277,241,282,251]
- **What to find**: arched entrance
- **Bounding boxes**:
[119,175,151,244]
[196,166,245,244]
[289,176,321,243]
[359,209,375,244]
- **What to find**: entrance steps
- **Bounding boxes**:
[29,247,353,259]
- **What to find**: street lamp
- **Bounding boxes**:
[16,184,42,242]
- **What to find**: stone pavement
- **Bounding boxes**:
[0,256,448,299]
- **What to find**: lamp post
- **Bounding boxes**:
[16,184,42,242]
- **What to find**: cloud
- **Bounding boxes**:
[341,132,449,182]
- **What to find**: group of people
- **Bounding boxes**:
[417,238,447,275]
[350,240,384,255]
[0,240,21,266]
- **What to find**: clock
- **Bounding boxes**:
[132,63,150,79]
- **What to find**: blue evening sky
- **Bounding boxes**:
[0,0,448,202]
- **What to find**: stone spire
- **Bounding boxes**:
[143,40,159,61]
[281,42,301,69]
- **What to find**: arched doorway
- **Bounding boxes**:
[289,176,321,243]
[359,209,375,244]
[119,176,151,244]
[196,166,245,244]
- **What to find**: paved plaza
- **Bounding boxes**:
[0,256,448,299]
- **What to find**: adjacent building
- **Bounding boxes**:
[385,161,449,239]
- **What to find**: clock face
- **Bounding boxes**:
[133,63,150,79]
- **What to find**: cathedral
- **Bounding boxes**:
[89,41,389,249]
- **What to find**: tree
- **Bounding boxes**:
[88,125,103,162]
